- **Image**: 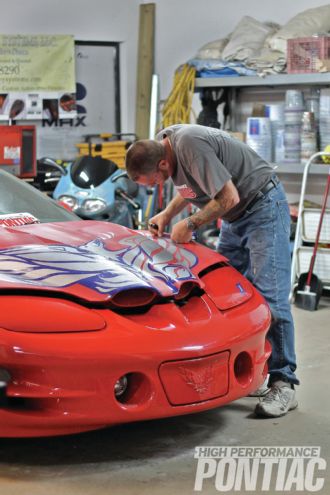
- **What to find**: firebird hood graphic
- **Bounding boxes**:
[0,228,200,300]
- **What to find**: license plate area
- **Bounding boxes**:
[159,351,229,405]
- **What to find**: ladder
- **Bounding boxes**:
[290,152,330,300]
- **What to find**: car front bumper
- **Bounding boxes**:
[0,291,271,437]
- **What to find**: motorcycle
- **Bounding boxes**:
[42,155,145,229]
[33,158,69,196]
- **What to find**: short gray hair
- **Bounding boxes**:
[125,140,165,181]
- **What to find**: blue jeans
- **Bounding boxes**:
[217,181,299,386]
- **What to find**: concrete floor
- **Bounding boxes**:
[1,300,330,495]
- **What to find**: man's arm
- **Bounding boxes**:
[171,180,239,243]
[148,193,188,236]
[188,180,239,228]
[164,193,189,219]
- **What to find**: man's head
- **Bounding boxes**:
[125,139,171,186]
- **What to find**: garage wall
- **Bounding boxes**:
[0,0,328,133]
[153,0,329,99]
[0,0,140,133]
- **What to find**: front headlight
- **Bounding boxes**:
[82,199,107,214]
[58,195,78,211]
[0,296,106,333]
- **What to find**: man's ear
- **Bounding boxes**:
[158,159,168,171]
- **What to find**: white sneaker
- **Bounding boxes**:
[255,380,298,418]
[248,376,270,397]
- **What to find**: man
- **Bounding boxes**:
[125,124,299,418]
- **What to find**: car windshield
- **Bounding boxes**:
[0,170,80,223]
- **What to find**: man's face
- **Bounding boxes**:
[135,161,169,186]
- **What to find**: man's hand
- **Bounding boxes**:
[148,211,170,236]
[148,193,188,237]
[170,219,193,243]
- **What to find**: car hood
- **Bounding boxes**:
[0,220,226,303]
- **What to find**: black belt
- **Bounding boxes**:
[245,175,280,211]
[229,176,280,223]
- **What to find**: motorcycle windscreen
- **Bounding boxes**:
[70,156,118,188]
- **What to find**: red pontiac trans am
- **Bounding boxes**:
[0,169,271,437]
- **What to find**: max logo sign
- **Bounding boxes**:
[42,82,87,127]
[43,116,86,127]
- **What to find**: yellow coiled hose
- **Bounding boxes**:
[161,64,196,127]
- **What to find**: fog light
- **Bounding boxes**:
[0,369,11,407]
[114,375,128,398]
[234,352,253,387]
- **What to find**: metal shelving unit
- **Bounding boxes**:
[274,163,330,175]
[195,73,330,133]
[195,72,330,89]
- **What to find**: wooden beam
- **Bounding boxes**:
[135,3,155,140]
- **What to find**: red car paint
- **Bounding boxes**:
[0,171,271,437]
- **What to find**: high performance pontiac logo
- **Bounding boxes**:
[194,446,327,492]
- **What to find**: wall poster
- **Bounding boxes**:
[0,34,76,122]
[0,37,120,161]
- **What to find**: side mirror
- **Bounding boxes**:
[37,157,67,175]
[111,171,129,183]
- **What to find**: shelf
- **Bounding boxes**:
[195,73,330,177]
[273,163,330,175]
[195,73,330,88]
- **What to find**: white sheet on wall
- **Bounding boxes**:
[75,43,117,135]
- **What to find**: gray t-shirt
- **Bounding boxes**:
[156,124,274,222]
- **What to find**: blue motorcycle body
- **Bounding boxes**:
[53,156,144,228]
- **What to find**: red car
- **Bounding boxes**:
[0,169,271,437]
